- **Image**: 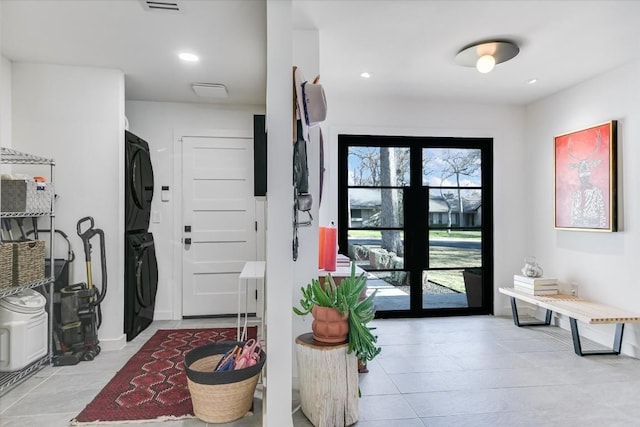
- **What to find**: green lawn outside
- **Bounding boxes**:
[348,230,401,238]
[348,229,481,240]
[426,246,480,292]
[348,235,482,293]
[430,230,481,239]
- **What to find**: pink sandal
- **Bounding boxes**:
[234,339,262,369]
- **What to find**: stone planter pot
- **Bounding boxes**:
[311,306,349,344]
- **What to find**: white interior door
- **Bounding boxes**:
[181,135,256,316]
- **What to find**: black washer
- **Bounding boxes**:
[124,232,158,341]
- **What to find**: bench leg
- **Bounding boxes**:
[510,297,552,327]
[569,318,624,356]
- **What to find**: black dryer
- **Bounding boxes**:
[125,130,154,232]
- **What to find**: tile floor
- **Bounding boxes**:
[1,315,640,426]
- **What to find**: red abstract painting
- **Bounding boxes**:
[554,121,617,231]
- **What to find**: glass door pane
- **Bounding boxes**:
[346,144,409,312]
[347,208,407,311]
[348,146,410,186]
[422,147,484,310]
[423,148,482,187]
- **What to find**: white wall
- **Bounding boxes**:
[125,101,264,320]
[0,5,3,150]
[321,95,528,316]
[524,59,640,355]
[0,56,11,151]
[11,63,126,349]
[0,5,10,175]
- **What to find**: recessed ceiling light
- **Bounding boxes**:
[527,78,538,85]
[179,52,199,62]
[360,72,371,79]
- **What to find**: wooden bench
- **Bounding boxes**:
[499,287,640,356]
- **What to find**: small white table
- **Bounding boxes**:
[237,261,266,341]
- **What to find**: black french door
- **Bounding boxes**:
[338,135,493,317]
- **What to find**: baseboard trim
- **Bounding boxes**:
[153,310,174,321]
[99,333,127,351]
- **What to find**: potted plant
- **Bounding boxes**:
[293,263,381,363]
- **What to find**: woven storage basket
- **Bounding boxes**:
[184,341,266,424]
[12,240,45,286]
[0,244,13,290]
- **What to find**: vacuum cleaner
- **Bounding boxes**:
[53,216,107,366]
[31,229,75,329]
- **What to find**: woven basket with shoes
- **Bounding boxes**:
[0,243,13,290]
[184,341,266,424]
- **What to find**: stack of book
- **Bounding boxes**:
[513,275,558,295]
[336,254,351,268]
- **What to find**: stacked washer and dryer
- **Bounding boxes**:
[124,130,158,341]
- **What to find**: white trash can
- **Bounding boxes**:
[0,288,48,371]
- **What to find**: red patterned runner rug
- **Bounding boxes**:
[72,327,256,424]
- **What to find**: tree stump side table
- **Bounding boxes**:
[295,333,359,427]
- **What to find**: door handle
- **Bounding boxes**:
[184,237,191,245]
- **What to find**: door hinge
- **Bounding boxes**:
[255,221,258,231]
[255,289,258,300]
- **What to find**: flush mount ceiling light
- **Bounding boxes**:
[455,40,519,73]
[178,52,199,62]
[192,83,228,98]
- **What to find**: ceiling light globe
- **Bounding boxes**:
[476,55,495,73]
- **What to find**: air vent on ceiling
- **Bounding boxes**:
[139,0,183,12]
[192,83,228,99]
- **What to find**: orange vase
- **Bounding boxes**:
[318,226,326,269]
[324,224,337,271]
[311,306,349,344]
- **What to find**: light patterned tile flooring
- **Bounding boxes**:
[1,316,639,426]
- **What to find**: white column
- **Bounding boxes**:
[291,29,322,378]
[265,1,294,426]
